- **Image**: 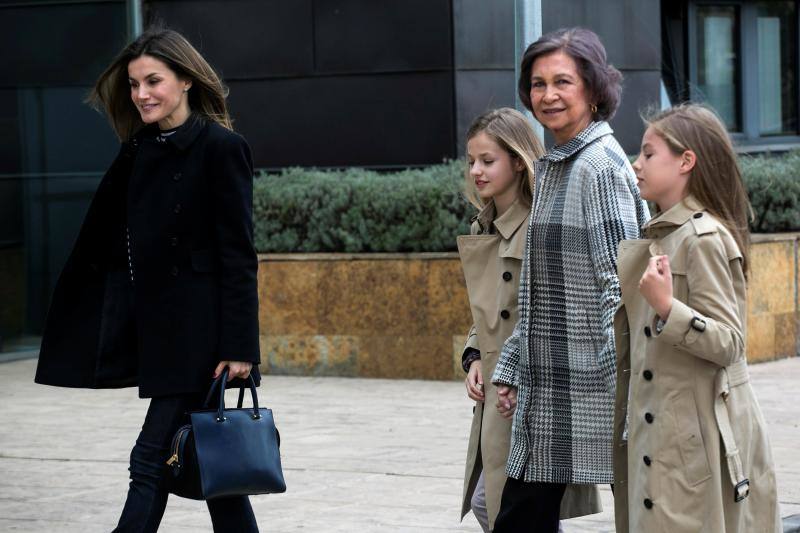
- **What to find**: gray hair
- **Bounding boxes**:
[518,27,623,121]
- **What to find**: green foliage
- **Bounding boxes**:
[253,160,472,253]
[253,151,800,253]
[740,150,800,233]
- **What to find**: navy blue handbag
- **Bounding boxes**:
[166,369,286,500]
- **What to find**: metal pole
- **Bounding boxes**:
[514,0,543,139]
[127,0,143,40]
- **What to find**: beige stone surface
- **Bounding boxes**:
[747,239,798,362]
[258,240,800,379]
[1,357,798,532]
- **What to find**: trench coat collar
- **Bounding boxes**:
[472,198,530,239]
[541,121,613,163]
[643,195,705,235]
[493,198,530,240]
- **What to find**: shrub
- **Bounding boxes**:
[741,150,800,233]
[253,150,800,253]
[253,160,472,253]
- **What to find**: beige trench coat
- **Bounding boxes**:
[458,199,601,530]
[613,196,780,532]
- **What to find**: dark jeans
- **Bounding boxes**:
[113,394,258,533]
[493,477,566,533]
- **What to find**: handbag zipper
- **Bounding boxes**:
[166,425,191,467]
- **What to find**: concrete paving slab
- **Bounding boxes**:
[0,356,798,532]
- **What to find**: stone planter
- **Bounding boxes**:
[258,235,799,380]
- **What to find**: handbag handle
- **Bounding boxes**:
[202,368,261,422]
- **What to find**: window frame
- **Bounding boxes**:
[687,0,800,150]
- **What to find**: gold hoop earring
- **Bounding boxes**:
[590,103,598,114]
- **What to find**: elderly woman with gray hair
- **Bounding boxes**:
[491,27,650,532]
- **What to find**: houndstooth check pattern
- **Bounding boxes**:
[492,122,650,484]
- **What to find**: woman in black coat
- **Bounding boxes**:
[35,29,261,532]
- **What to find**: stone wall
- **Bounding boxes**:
[258,236,800,380]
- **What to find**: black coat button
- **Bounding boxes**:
[644,326,652,337]
[643,370,653,381]
[174,203,182,214]
[500,310,510,320]
[170,266,179,276]
[644,498,653,509]
[643,455,652,466]
[693,212,703,219]
[170,237,178,247]
[645,412,654,423]
[503,271,513,282]
[173,172,182,181]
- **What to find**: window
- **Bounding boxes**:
[756,1,797,135]
[695,5,741,130]
[673,0,800,143]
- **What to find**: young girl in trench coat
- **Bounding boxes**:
[457,108,601,532]
[613,103,780,532]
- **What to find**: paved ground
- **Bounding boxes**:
[0,356,798,532]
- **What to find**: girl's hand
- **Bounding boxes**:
[214,361,253,381]
[639,255,673,319]
[465,359,484,402]
[496,385,518,419]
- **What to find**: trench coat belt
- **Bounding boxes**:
[713,358,750,503]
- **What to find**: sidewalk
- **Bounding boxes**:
[0,356,798,532]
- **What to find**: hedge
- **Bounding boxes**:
[253,161,471,253]
[253,150,800,253]
[740,150,800,233]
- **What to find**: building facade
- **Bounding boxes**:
[1,0,798,354]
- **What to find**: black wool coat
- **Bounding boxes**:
[35,114,261,397]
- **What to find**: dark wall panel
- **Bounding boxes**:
[455,70,516,154]
[542,0,661,70]
[0,2,127,87]
[315,0,452,73]
[453,0,515,69]
[609,70,662,155]
[228,72,455,168]
[146,0,315,79]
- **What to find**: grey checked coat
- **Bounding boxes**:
[492,121,650,484]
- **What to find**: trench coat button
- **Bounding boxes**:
[645,412,654,424]
[170,237,178,247]
[503,271,512,282]
[643,369,653,381]
[643,455,652,466]
[644,326,652,337]
[173,203,182,214]
[693,212,703,219]
[170,266,179,276]
[500,310,510,320]
[173,172,182,181]
[644,498,653,509]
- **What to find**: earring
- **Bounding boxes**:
[590,103,598,114]
[183,88,189,93]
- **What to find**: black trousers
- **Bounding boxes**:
[493,477,566,533]
[113,394,258,533]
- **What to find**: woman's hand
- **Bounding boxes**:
[496,385,518,419]
[214,361,253,381]
[639,255,673,319]
[465,360,484,402]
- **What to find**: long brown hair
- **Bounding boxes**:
[645,103,752,275]
[88,28,232,140]
[464,108,545,210]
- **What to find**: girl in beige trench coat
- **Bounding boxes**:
[613,104,780,533]
[458,108,601,532]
